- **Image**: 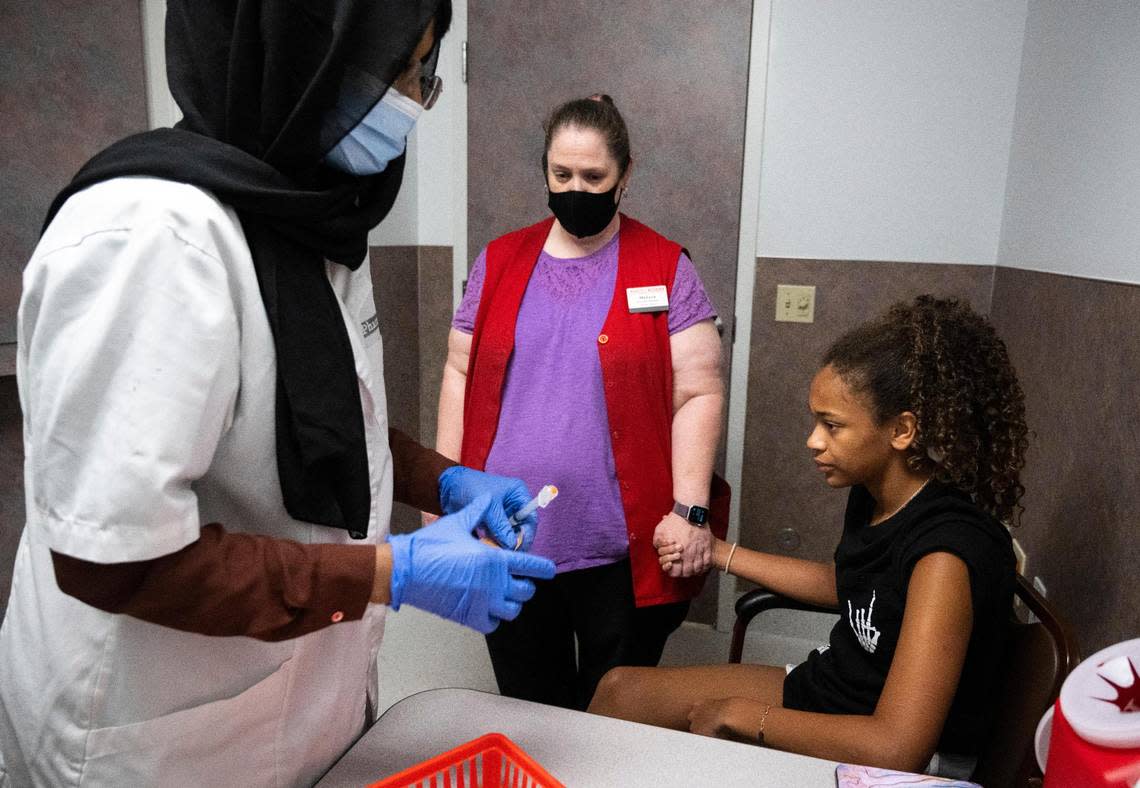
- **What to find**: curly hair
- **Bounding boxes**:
[822,295,1029,525]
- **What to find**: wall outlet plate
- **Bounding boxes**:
[775,284,816,323]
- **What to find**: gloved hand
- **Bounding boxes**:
[438,466,538,551]
[388,495,556,633]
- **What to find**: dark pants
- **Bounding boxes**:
[485,558,689,711]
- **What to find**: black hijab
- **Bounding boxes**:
[42,0,450,538]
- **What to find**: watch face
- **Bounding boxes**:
[688,506,709,525]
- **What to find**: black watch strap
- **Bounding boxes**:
[672,500,709,526]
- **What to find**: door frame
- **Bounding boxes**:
[719,0,773,631]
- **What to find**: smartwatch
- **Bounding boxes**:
[672,500,709,527]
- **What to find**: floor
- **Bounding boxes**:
[375,604,838,716]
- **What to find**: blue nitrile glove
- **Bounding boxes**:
[388,495,556,633]
[437,466,538,551]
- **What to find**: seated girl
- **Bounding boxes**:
[587,295,1027,779]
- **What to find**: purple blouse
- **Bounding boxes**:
[453,232,716,572]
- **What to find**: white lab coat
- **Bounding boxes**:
[0,177,393,786]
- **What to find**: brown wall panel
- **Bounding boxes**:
[370,245,455,534]
[371,246,423,535]
[0,0,149,344]
[416,247,455,449]
[991,267,1140,653]
[739,258,995,564]
[0,378,24,621]
[371,245,423,438]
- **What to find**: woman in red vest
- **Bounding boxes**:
[435,94,726,709]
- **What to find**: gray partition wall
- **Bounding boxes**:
[468,0,754,623]
[0,0,150,616]
[467,2,751,346]
[0,0,149,347]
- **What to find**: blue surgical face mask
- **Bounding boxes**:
[324,87,422,176]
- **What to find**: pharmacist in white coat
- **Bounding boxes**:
[0,2,554,786]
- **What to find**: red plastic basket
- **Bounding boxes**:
[368,732,564,788]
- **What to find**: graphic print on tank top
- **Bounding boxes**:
[848,589,882,654]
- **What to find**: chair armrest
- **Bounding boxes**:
[729,589,839,664]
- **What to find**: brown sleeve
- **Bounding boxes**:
[388,427,457,515]
[51,523,375,642]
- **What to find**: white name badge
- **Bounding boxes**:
[626,285,669,313]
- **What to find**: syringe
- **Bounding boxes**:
[478,485,559,550]
[508,484,559,529]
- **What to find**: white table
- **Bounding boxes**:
[317,687,840,787]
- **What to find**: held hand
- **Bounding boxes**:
[651,512,714,578]
[388,495,556,633]
[438,466,538,551]
[657,540,683,571]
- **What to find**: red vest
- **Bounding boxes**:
[461,215,729,606]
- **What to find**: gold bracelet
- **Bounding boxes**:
[756,702,772,746]
[723,542,739,575]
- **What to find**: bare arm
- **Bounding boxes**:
[425,328,473,524]
[670,319,724,504]
[371,544,392,604]
[691,552,974,771]
[653,320,724,577]
[435,327,472,462]
[710,539,838,608]
[389,427,455,514]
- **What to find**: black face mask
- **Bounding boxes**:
[547,184,622,238]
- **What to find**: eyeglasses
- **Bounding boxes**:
[420,73,443,110]
[417,39,443,110]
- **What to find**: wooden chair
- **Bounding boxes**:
[729,573,1080,788]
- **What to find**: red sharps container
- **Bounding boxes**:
[1042,638,1140,788]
